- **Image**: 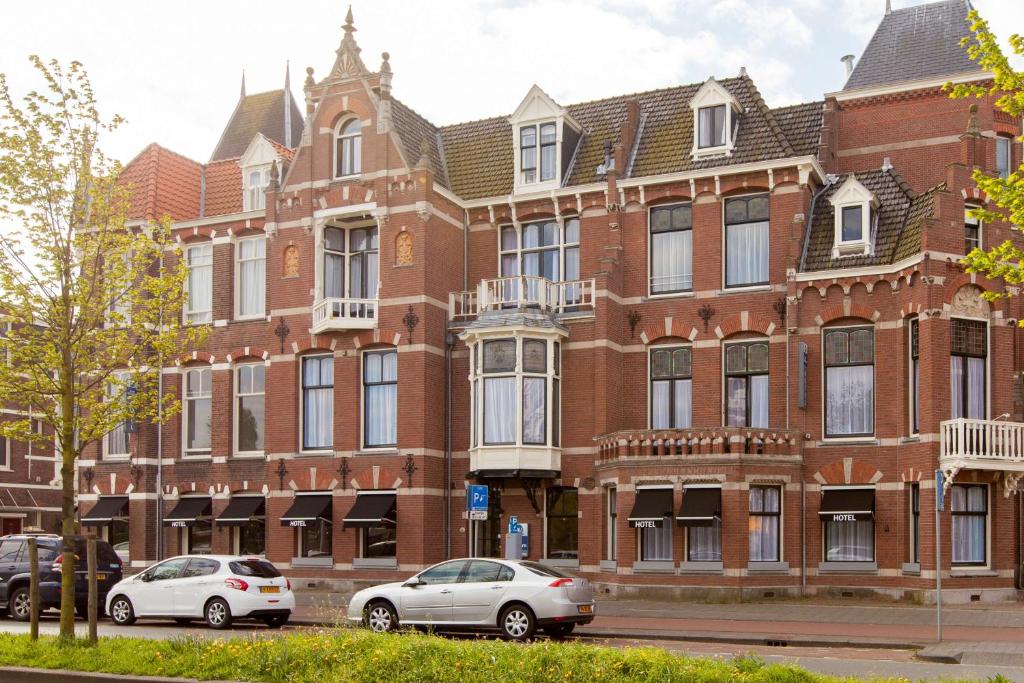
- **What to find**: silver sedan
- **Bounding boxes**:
[348,558,595,640]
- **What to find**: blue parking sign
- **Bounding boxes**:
[468,485,488,520]
[508,515,521,534]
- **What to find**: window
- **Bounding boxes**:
[323,226,379,302]
[605,487,617,562]
[417,560,467,585]
[749,485,781,562]
[952,484,988,566]
[650,346,691,429]
[680,486,722,562]
[184,243,213,324]
[636,488,673,562]
[294,495,332,559]
[520,122,556,184]
[105,372,131,458]
[649,204,692,294]
[909,318,920,435]
[546,487,578,560]
[724,341,769,428]
[235,364,265,454]
[361,524,396,559]
[363,349,397,448]
[146,558,188,582]
[823,327,875,437]
[499,218,580,288]
[698,104,727,148]
[724,195,769,288]
[336,119,361,177]
[997,135,1011,179]
[236,237,266,318]
[822,488,874,562]
[841,205,863,243]
[909,483,920,565]
[0,435,7,469]
[687,519,721,562]
[476,337,559,447]
[229,559,279,577]
[965,206,981,254]
[186,519,212,554]
[302,355,334,451]
[951,319,986,420]
[181,558,220,578]
[464,560,513,583]
[245,168,268,211]
[183,368,212,456]
[237,517,265,556]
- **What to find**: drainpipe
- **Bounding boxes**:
[444,332,455,559]
[463,209,469,292]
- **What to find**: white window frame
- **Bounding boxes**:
[334,118,362,179]
[648,203,693,296]
[234,236,266,320]
[996,135,1012,180]
[681,483,723,563]
[103,371,132,459]
[647,343,693,429]
[233,362,266,457]
[689,77,740,159]
[964,205,982,254]
[182,367,213,457]
[820,484,876,563]
[243,166,269,211]
[497,217,580,285]
[183,243,213,325]
[950,316,990,421]
[293,492,333,560]
[829,176,877,258]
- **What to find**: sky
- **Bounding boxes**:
[0,0,1022,167]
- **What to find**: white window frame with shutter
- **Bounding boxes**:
[690,77,740,159]
[234,236,266,320]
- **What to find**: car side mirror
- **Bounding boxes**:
[403,576,422,588]
[138,573,152,583]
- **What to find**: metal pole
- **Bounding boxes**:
[28,537,38,641]
[935,472,943,643]
[156,250,165,561]
[87,536,97,645]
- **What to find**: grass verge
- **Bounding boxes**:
[0,629,968,682]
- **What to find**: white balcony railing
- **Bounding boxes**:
[939,418,1024,471]
[311,297,377,333]
[449,276,596,321]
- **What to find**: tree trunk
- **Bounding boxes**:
[59,387,77,642]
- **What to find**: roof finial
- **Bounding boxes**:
[964,103,981,137]
[284,60,291,89]
[327,4,369,80]
[269,159,280,191]
[345,5,355,32]
[416,137,431,170]
[240,69,246,99]
[885,0,891,14]
[738,66,747,78]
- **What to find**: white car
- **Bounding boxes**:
[105,555,294,630]
[348,558,595,640]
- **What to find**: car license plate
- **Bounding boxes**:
[96,573,107,581]
[259,586,280,594]
[578,604,593,614]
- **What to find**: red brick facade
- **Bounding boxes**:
[75,8,1024,602]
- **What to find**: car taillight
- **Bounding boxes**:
[224,578,249,592]
[286,578,291,591]
[549,578,574,588]
[51,554,79,572]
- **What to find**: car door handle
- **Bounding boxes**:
[439,589,452,594]
[490,585,504,590]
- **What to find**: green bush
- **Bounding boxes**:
[0,629,897,683]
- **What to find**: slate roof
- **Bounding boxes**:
[464,310,568,334]
[801,169,942,272]
[844,0,980,91]
[435,76,819,201]
[391,98,448,187]
[210,89,303,161]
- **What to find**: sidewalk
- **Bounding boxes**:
[289,590,1024,663]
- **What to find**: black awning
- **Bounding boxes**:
[163,497,212,527]
[81,496,129,526]
[343,493,397,529]
[280,495,332,527]
[628,488,674,528]
[216,496,266,526]
[676,487,721,527]
[819,488,875,521]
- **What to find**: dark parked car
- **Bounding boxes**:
[0,534,124,620]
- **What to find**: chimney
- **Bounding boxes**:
[617,98,640,175]
[841,55,855,79]
[881,156,893,172]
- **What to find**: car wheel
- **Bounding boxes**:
[263,614,289,629]
[499,604,536,641]
[9,588,31,622]
[205,598,233,630]
[174,618,193,625]
[543,623,575,639]
[364,601,398,633]
[109,595,136,626]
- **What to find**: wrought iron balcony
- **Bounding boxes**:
[311,297,377,333]
[449,276,596,322]
[595,428,800,462]
[939,418,1024,487]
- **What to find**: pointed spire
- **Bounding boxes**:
[240,70,246,99]
[269,159,280,191]
[327,5,369,81]
[885,0,891,14]
[283,61,293,149]
[379,51,392,98]
[284,60,291,90]
[964,104,981,137]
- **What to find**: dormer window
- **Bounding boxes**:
[335,119,361,177]
[841,205,863,242]
[239,134,284,213]
[690,77,740,159]
[520,123,556,184]
[829,176,877,258]
[244,168,269,211]
[510,85,581,194]
[698,105,727,149]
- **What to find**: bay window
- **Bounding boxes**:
[235,364,265,454]
[950,318,986,420]
[951,484,988,566]
[749,485,781,562]
[724,195,769,288]
[323,226,378,301]
[823,326,874,438]
[724,340,769,428]
[236,237,266,318]
[649,203,692,294]
[301,355,334,451]
[474,337,560,447]
[650,346,691,429]
[546,487,578,560]
[363,349,397,448]
[184,243,213,324]
[336,119,361,177]
[183,368,211,456]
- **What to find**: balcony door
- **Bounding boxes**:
[323,225,378,301]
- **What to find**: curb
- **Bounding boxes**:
[0,667,244,683]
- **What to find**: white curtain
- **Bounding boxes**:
[238,239,265,316]
[522,377,546,444]
[950,357,964,418]
[825,366,873,435]
[751,375,769,428]
[967,357,985,419]
[187,245,212,321]
[675,379,692,428]
[485,377,516,444]
[749,487,780,561]
[324,252,344,299]
[727,378,746,427]
[641,524,673,561]
[825,520,873,561]
[688,519,722,561]
[652,381,670,429]
[303,358,333,449]
[952,486,986,564]
[725,222,768,286]
[651,231,692,293]
[365,351,397,447]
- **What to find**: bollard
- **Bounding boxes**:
[87,536,98,645]
[28,538,38,641]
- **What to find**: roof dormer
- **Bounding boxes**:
[690,77,741,160]
[828,175,878,258]
[510,84,581,195]
[239,134,285,212]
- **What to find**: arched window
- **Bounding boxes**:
[336,119,361,177]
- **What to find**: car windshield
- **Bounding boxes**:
[37,544,60,562]
[228,560,280,578]
[519,561,573,579]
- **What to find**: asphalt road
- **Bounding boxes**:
[1,616,1023,682]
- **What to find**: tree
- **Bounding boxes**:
[0,57,204,641]
[946,10,1024,303]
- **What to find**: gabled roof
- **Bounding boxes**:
[801,168,942,272]
[844,0,980,91]
[202,158,243,217]
[117,143,203,222]
[390,98,448,186]
[770,101,824,157]
[210,89,303,161]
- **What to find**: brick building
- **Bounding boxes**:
[77,0,1024,602]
